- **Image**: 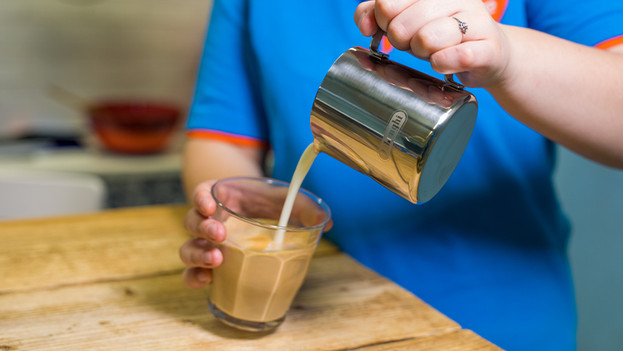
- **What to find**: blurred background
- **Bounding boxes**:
[0,0,211,209]
[0,1,621,349]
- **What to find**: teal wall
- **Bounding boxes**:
[554,147,623,351]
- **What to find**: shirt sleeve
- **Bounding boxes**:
[525,0,623,48]
[186,0,269,148]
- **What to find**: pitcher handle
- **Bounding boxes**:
[369,30,389,59]
[444,74,465,91]
[370,30,466,90]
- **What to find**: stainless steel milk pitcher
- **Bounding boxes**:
[310,32,478,203]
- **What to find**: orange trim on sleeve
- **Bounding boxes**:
[595,36,623,50]
[187,129,269,148]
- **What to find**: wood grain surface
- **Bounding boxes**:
[0,205,501,350]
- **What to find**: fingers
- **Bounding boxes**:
[184,208,226,242]
[179,237,224,288]
[374,0,417,33]
[353,0,507,87]
[385,2,485,54]
[191,180,218,217]
[409,16,464,59]
[182,267,212,289]
[181,180,227,289]
[354,1,377,36]
[377,0,422,51]
[431,42,478,74]
[430,39,505,87]
[355,0,493,54]
[179,237,224,267]
[355,0,421,38]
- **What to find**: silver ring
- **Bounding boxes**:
[452,17,468,35]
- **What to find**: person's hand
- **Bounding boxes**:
[354,0,512,88]
[179,180,226,289]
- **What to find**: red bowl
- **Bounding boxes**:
[88,101,182,154]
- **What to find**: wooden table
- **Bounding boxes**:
[0,205,501,350]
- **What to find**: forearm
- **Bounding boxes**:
[488,25,623,168]
[182,138,265,200]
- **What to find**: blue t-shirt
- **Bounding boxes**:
[187,1,622,349]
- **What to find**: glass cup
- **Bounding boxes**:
[208,177,331,332]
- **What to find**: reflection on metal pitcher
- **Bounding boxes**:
[310,36,478,204]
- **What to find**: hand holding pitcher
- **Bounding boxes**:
[354,0,511,88]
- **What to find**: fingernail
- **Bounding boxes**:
[198,197,209,211]
[203,251,213,265]
[207,221,216,232]
[207,222,221,241]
